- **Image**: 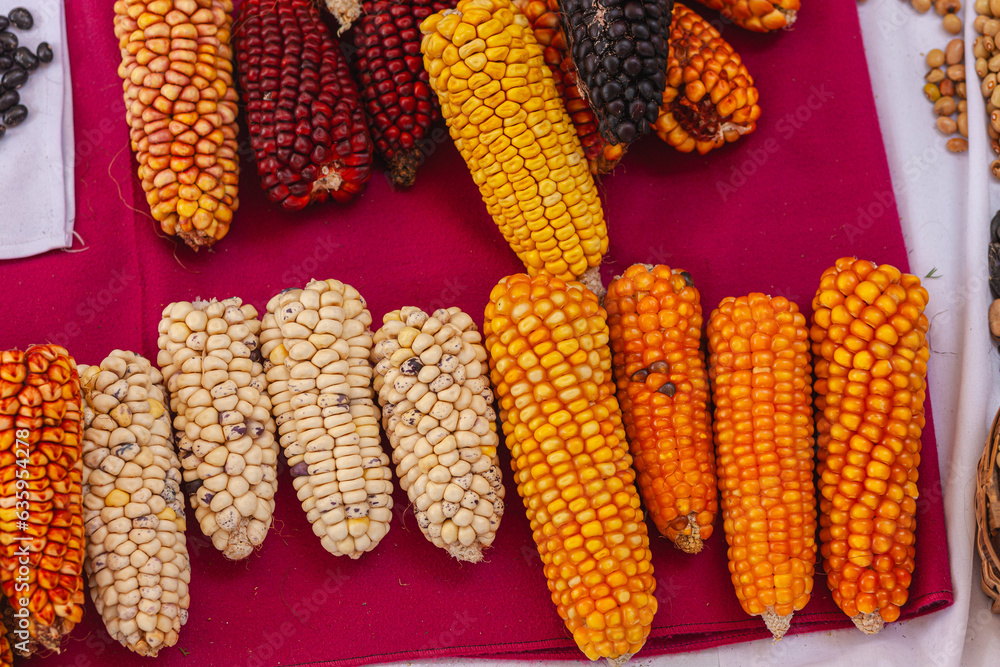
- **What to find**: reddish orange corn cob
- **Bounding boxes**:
[654,3,760,155]
[0,346,85,656]
[0,617,10,667]
[485,273,657,664]
[694,0,798,32]
[511,0,625,173]
[605,265,716,553]
[707,294,816,639]
[810,258,929,634]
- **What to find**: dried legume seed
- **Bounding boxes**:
[913,0,933,11]
[1,66,26,90]
[957,81,968,98]
[977,14,990,34]
[991,159,1000,178]
[0,125,5,141]
[927,68,946,83]
[925,83,942,101]
[947,64,966,81]
[13,46,35,71]
[958,112,969,136]
[992,0,1000,15]
[937,115,958,134]
[936,0,961,13]
[0,32,17,52]
[979,58,991,78]
[36,42,52,64]
[948,137,970,152]
[944,14,963,34]
[941,79,956,96]
[0,16,8,31]
[946,39,964,65]
[935,96,958,115]
[976,0,989,13]
[959,99,968,112]
[0,55,11,70]
[988,19,1000,36]
[975,38,989,60]
[927,49,946,68]
[7,8,31,30]
[3,103,25,127]
[0,89,18,112]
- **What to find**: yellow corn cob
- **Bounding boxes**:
[0,345,85,656]
[695,0,798,32]
[707,294,816,639]
[156,298,279,560]
[260,280,395,559]
[605,264,716,553]
[420,0,608,288]
[0,617,10,667]
[484,273,657,664]
[371,306,505,562]
[79,352,190,656]
[810,258,929,634]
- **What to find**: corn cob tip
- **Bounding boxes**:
[852,612,885,636]
[579,266,606,299]
[388,148,423,188]
[448,544,485,563]
[325,0,363,33]
[762,609,791,640]
[605,653,635,667]
[672,514,704,554]
[593,144,626,174]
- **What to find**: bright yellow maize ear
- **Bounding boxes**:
[485,273,657,664]
[420,0,608,287]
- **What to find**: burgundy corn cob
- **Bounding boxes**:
[236,0,374,209]
[352,0,454,187]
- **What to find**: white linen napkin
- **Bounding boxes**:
[0,0,74,259]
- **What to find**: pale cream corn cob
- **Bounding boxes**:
[79,351,191,656]
[371,307,505,562]
[156,298,278,560]
[260,280,393,558]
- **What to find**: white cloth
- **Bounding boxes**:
[370,4,997,667]
[0,0,74,259]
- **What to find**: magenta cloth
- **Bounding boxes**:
[0,1,952,665]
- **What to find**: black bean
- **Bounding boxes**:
[0,124,5,141]
[3,104,26,127]
[0,31,16,53]
[8,8,32,30]
[1,66,27,90]
[13,46,36,71]
[35,42,52,64]
[0,54,11,70]
[0,89,18,112]
[0,16,8,31]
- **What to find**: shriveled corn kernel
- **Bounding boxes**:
[606,265,717,553]
[811,258,929,635]
[707,294,817,640]
[485,273,657,663]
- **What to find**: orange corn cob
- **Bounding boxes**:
[511,0,624,173]
[485,273,657,664]
[694,0,798,32]
[605,264,716,553]
[654,3,760,155]
[810,258,929,634]
[0,615,11,667]
[707,294,816,639]
[0,346,85,656]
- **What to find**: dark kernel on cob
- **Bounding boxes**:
[236,0,374,209]
[811,258,929,634]
[559,0,674,145]
[654,2,760,154]
[352,0,455,187]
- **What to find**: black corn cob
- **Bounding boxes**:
[558,0,674,145]
[352,0,455,187]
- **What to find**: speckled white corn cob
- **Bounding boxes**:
[260,280,393,558]
[156,298,278,560]
[78,351,190,656]
[371,307,504,562]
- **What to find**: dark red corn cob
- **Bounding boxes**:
[352,0,454,187]
[236,0,374,209]
[558,0,674,146]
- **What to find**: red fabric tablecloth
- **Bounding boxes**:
[0,0,952,665]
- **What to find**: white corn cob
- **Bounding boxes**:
[79,351,190,656]
[260,280,394,558]
[156,298,278,560]
[371,307,504,562]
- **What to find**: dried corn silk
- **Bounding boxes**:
[0,345,85,656]
[79,351,190,656]
[156,298,278,560]
[261,280,393,558]
[371,307,505,562]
